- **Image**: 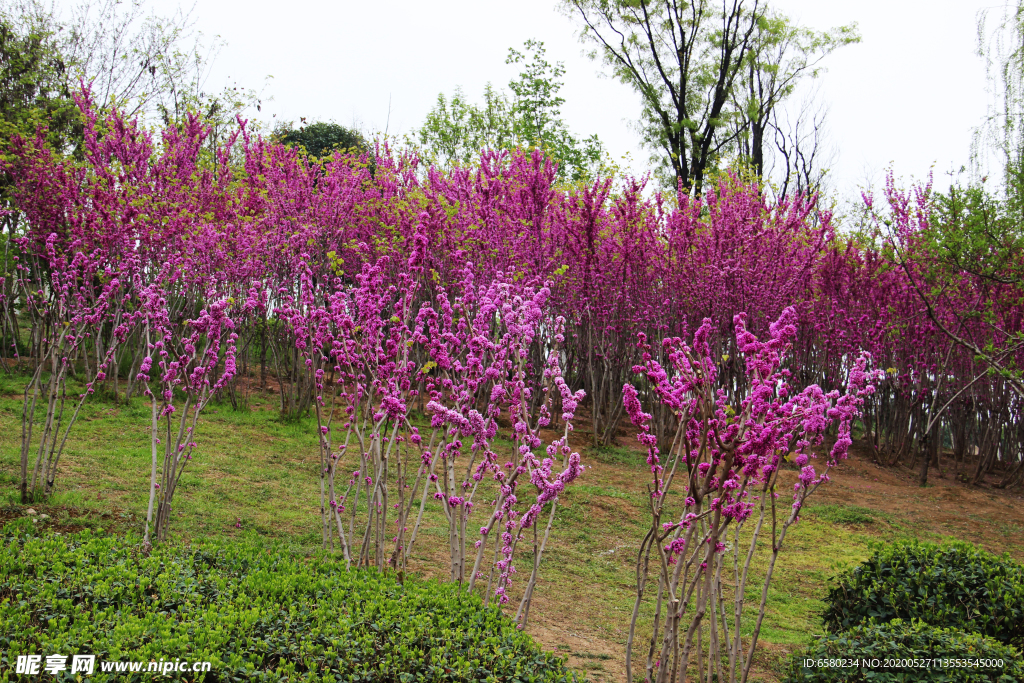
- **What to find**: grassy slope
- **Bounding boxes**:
[2,378,1023,682]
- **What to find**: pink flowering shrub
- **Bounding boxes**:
[622,308,878,683]
[8,228,135,503]
[5,99,143,503]
[4,98,253,541]
[135,272,243,547]
[276,245,585,626]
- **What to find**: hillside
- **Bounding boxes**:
[3,385,1021,682]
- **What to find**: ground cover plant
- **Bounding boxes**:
[0,527,582,682]
[1,93,1024,683]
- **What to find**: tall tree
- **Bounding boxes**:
[770,95,832,199]
[0,14,77,158]
[413,84,514,170]
[0,12,80,243]
[505,38,605,180]
[974,1,1024,218]
[412,40,607,182]
[729,11,857,188]
[0,17,77,139]
[0,0,230,126]
[561,0,855,193]
[563,0,763,192]
[0,0,270,169]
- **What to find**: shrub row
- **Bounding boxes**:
[0,527,581,682]
[783,541,1024,683]
[822,541,1024,647]
[784,620,1024,683]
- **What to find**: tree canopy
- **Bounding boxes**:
[561,0,857,193]
[274,120,367,158]
[411,39,607,183]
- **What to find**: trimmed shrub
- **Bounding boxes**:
[783,620,1024,682]
[0,528,582,682]
[822,541,1024,647]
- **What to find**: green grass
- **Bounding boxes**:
[804,502,889,526]
[589,442,646,468]
[1,382,322,543]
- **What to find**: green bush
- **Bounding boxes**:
[822,541,1024,647]
[0,527,582,682]
[783,620,1024,682]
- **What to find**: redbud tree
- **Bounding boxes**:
[622,308,877,683]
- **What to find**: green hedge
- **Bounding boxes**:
[0,527,582,682]
[783,620,1024,683]
[822,541,1024,647]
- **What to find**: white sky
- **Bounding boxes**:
[148,0,1002,201]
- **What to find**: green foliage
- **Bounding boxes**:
[914,7,1024,395]
[929,184,1024,292]
[0,528,582,682]
[0,15,79,161]
[731,11,859,196]
[0,10,79,272]
[880,178,1024,401]
[783,620,1023,682]
[504,39,605,182]
[412,85,511,169]
[275,120,367,159]
[1,0,225,127]
[0,0,263,174]
[822,541,1024,647]
[922,183,1024,387]
[411,39,606,183]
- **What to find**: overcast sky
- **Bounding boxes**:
[148,0,1003,200]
